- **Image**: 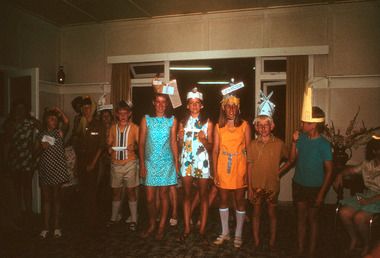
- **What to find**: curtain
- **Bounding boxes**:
[111,64,131,106]
[285,56,308,146]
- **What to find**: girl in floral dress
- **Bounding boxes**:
[139,91,179,239]
[34,107,69,238]
[177,88,213,244]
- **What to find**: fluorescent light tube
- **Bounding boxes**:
[170,67,212,71]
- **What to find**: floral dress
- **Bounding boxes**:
[180,117,210,179]
[7,118,37,173]
[143,115,177,186]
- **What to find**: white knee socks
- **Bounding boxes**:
[111,201,121,221]
[235,210,246,238]
[219,208,229,235]
[128,201,138,223]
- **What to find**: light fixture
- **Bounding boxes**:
[197,81,229,85]
[170,67,212,71]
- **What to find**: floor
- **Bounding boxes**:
[0,186,379,257]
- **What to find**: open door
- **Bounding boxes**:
[8,67,41,214]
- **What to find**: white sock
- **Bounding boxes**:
[235,210,246,238]
[111,201,121,221]
[219,208,229,235]
[129,201,138,223]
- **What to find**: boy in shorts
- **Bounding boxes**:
[107,100,139,231]
[246,91,292,255]
[290,104,333,257]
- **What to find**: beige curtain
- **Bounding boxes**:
[111,64,131,106]
[285,56,308,146]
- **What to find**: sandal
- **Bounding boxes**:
[213,233,230,245]
[234,236,243,248]
[141,230,154,239]
[176,232,190,242]
[199,234,209,245]
[155,231,165,240]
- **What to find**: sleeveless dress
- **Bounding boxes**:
[216,120,248,190]
[180,116,210,178]
[36,129,68,186]
[143,115,177,186]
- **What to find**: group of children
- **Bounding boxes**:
[6,77,379,257]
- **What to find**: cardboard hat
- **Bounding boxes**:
[301,80,324,123]
[220,78,244,106]
[257,91,275,118]
[152,78,175,95]
[187,87,203,101]
[97,93,113,112]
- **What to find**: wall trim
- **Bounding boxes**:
[40,81,110,94]
[107,46,329,64]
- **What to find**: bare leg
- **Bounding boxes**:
[182,177,193,234]
[157,186,169,235]
[145,186,157,233]
[252,203,261,247]
[353,210,373,256]
[268,205,277,248]
[169,185,178,220]
[41,186,52,230]
[339,205,358,250]
[198,178,209,235]
[295,201,308,256]
[190,191,200,216]
[208,184,218,207]
[308,206,320,257]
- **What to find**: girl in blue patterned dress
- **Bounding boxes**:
[34,107,69,239]
[177,88,213,244]
[139,93,179,239]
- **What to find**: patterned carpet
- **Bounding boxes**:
[1,186,379,258]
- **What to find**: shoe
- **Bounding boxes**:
[169,218,177,226]
[213,233,230,245]
[234,236,242,248]
[53,229,62,239]
[141,230,154,239]
[155,231,165,240]
[176,232,190,242]
[125,214,139,223]
[39,230,49,239]
[129,222,137,231]
[106,220,118,227]
[116,214,122,222]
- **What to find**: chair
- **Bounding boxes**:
[334,204,380,249]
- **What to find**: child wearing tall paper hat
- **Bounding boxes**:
[246,91,292,255]
[212,79,252,248]
[139,78,179,239]
[289,81,333,257]
[177,87,213,244]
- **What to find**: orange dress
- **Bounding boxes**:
[216,120,248,190]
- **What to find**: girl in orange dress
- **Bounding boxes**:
[212,92,251,248]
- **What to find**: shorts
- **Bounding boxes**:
[292,180,321,207]
[110,160,139,189]
[250,187,278,206]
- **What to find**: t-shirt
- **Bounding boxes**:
[353,160,380,197]
[108,122,139,164]
[247,135,289,192]
[293,133,332,187]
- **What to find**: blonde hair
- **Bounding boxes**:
[253,115,273,125]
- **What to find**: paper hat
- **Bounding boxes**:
[97,93,113,112]
[220,78,244,106]
[301,80,324,123]
[187,87,203,100]
[152,78,175,95]
[257,91,275,118]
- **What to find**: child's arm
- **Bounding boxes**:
[315,160,333,206]
[138,117,147,179]
[199,120,214,151]
[171,117,179,176]
[53,107,70,137]
[247,162,254,202]
[333,167,356,189]
[243,123,252,185]
[278,160,293,177]
[212,126,220,186]
[359,194,380,206]
[289,131,299,163]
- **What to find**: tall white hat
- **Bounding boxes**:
[97,93,113,112]
[257,91,275,118]
[301,80,324,123]
[187,87,203,100]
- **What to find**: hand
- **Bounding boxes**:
[108,146,113,155]
[358,198,370,206]
[214,175,220,186]
[86,162,95,172]
[248,188,254,202]
[42,142,50,149]
[139,165,147,179]
[198,130,206,142]
[333,174,343,189]
[178,128,184,142]
[292,131,300,143]
[314,194,324,207]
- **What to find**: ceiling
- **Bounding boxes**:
[3,0,350,27]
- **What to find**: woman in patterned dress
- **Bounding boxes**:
[34,107,69,239]
[177,88,213,244]
[212,92,251,248]
[139,92,179,239]
[2,99,42,217]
